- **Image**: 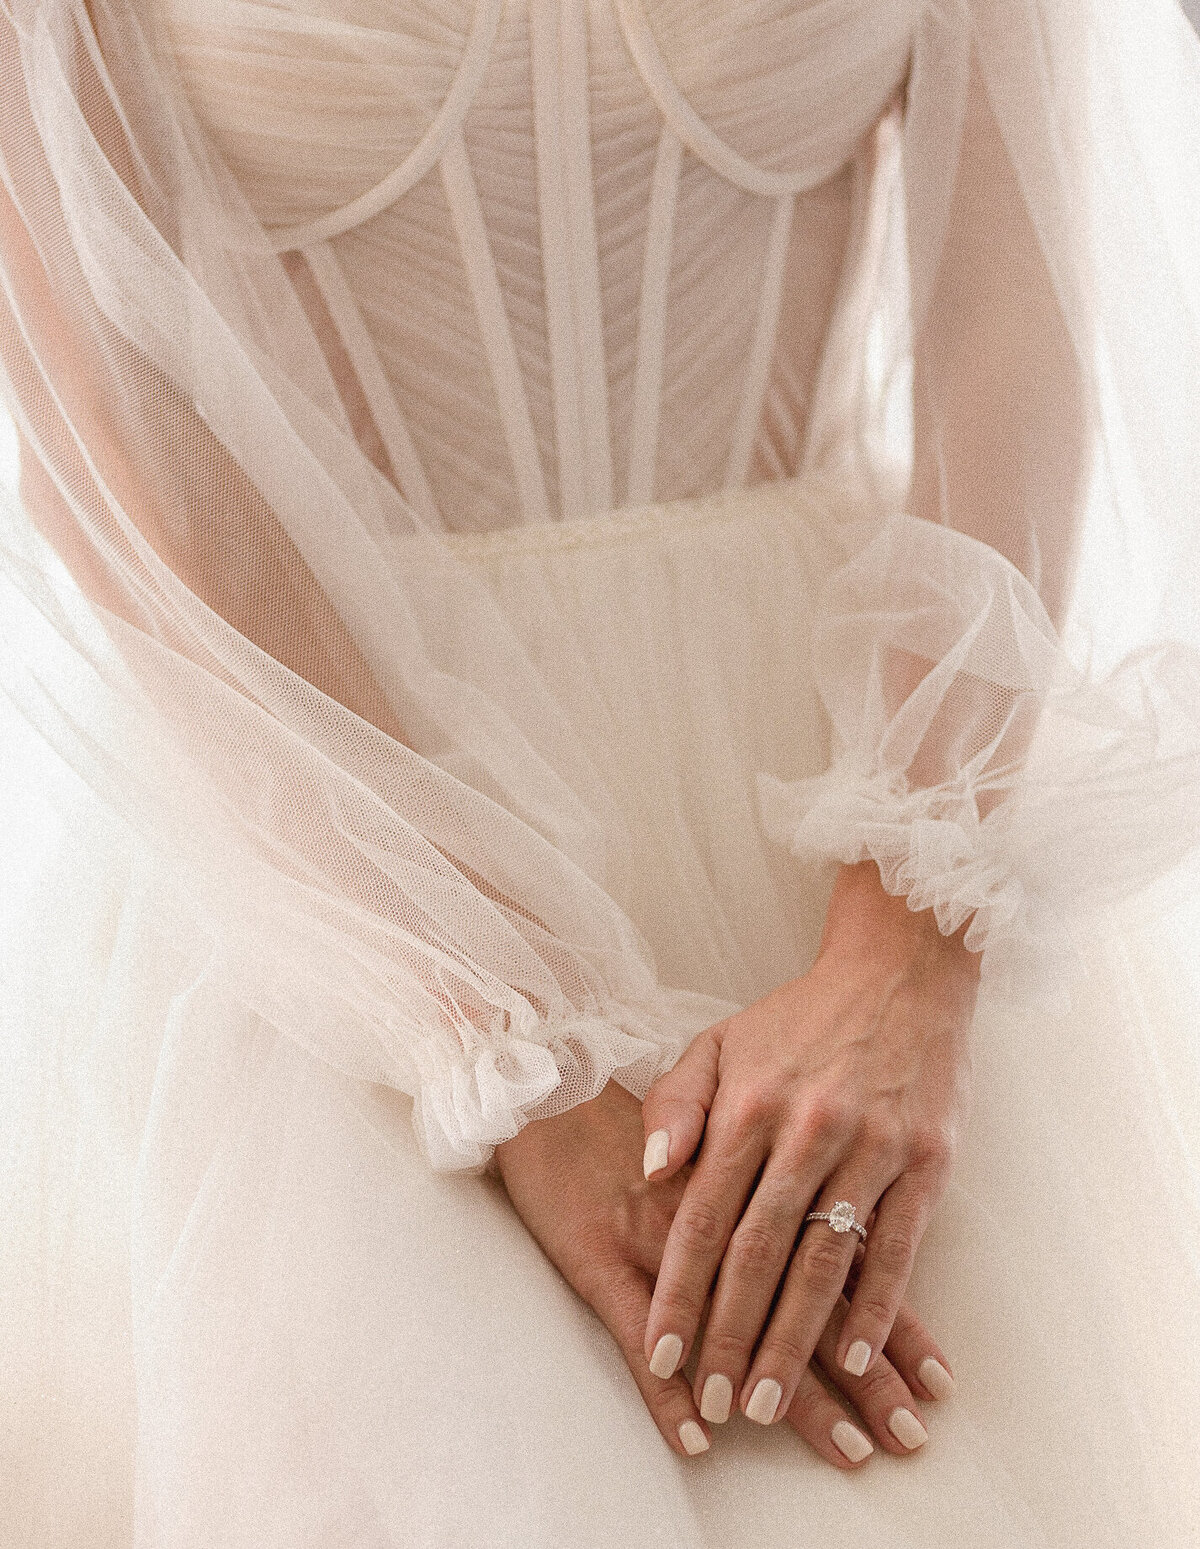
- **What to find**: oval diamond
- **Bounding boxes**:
[829,1201,857,1233]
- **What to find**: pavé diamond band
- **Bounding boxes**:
[803,1199,867,1243]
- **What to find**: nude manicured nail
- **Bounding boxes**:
[745,1378,782,1426]
[918,1357,956,1401]
[678,1419,710,1455]
[699,1373,733,1424]
[649,1333,683,1379]
[643,1129,670,1178]
[888,1406,929,1450]
[843,1339,872,1377]
[831,1420,874,1463]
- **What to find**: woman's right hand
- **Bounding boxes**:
[494,1078,955,1465]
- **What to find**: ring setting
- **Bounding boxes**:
[804,1200,867,1242]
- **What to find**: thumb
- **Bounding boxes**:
[641,1024,721,1182]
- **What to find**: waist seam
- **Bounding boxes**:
[440,473,870,562]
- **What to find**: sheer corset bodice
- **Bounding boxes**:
[152,0,916,531]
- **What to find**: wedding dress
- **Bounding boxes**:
[3,0,1200,1543]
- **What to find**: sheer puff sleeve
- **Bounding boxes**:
[757,0,1200,1006]
[0,0,732,1171]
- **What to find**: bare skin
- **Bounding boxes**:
[495,1073,957,1465]
[639,860,978,1433]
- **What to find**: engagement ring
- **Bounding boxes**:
[803,1200,867,1243]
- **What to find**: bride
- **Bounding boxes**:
[3,0,1200,1544]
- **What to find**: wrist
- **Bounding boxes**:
[493,1078,628,1181]
[819,861,982,986]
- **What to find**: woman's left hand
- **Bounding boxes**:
[640,859,978,1430]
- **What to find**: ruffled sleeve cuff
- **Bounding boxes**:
[208,869,738,1176]
[753,515,1200,1010]
[405,982,733,1172]
[756,763,1066,1005]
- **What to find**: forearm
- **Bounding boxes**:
[909,53,1089,628]
[1,166,410,746]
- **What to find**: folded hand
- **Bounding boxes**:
[637,861,976,1440]
[495,1072,957,1464]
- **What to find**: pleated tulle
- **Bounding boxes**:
[5,479,1199,1547]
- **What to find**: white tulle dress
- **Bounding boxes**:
[3,1,1200,1545]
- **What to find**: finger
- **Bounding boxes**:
[840,1227,872,1297]
[835,1172,938,1383]
[883,1299,957,1404]
[837,1249,957,1401]
[588,1260,713,1458]
[690,1155,818,1424]
[738,1171,887,1428]
[815,1295,930,1455]
[781,1363,875,1469]
[643,1114,766,1380]
[642,1026,722,1181]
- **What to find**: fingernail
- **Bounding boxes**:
[699,1373,733,1424]
[649,1333,683,1379]
[831,1420,874,1463]
[918,1357,956,1401]
[745,1377,782,1426]
[843,1339,872,1377]
[678,1419,710,1455]
[643,1129,670,1179]
[888,1406,929,1450]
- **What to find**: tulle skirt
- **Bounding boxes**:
[3,475,1199,1547]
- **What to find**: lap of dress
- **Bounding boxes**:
[3,478,1198,1547]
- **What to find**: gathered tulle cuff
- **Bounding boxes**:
[404,984,729,1172]
[756,764,1071,1005]
[754,513,1200,1010]
[207,902,737,1173]
[757,651,1200,1008]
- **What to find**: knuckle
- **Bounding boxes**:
[647,1396,692,1446]
[856,1361,901,1406]
[699,1325,751,1371]
[872,1229,916,1280]
[647,1383,683,1423]
[674,1199,725,1257]
[573,1217,618,1266]
[790,1384,835,1441]
[570,1237,622,1303]
[729,1219,787,1275]
[802,1093,853,1146]
[884,1187,926,1232]
[771,1124,819,1178]
[909,1123,955,1170]
[759,1329,813,1373]
[799,1233,852,1294]
[855,1287,899,1329]
[786,1378,823,1429]
[602,1293,649,1355]
[887,1296,922,1338]
[725,1086,777,1135]
[653,1279,702,1326]
[645,1072,683,1114]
